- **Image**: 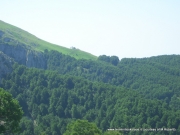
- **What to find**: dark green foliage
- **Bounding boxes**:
[110,56,119,66]
[104,130,123,135]
[45,51,180,104]
[0,88,23,134]
[1,64,180,135]
[1,21,180,135]
[98,55,111,63]
[63,119,102,135]
[98,55,119,66]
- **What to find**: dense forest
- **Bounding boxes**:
[45,50,180,105]
[0,21,180,135]
[0,51,180,134]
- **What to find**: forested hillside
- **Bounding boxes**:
[44,50,180,106]
[0,21,180,135]
[1,64,180,135]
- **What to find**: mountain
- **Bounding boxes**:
[0,20,180,135]
[0,20,97,60]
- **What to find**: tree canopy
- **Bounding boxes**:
[0,88,23,134]
[1,50,180,135]
[63,119,102,135]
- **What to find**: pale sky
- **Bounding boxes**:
[1,0,180,59]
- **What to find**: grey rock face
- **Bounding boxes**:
[0,43,47,69]
[3,37,11,42]
[26,49,47,69]
[0,30,4,38]
[0,51,14,83]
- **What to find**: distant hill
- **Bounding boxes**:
[0,20,97,60]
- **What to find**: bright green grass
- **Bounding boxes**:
[0,20,97,60]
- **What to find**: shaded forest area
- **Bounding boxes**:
[1,50,180,135]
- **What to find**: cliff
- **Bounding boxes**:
[0,43,47,69]
[0,51,14,83]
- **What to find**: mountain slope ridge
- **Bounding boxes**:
[0,20,97,60]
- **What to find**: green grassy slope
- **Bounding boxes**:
[0,20,97,60]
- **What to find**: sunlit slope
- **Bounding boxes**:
[0,20,97,60]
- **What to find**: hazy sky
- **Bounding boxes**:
[1,0,180,59]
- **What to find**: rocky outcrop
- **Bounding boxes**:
[26,49,47,68]
[0,43,47,69]
[0,30,5,38]
[0,51,14,83]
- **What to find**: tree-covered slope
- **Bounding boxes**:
[0,20,96,60]
[1,20,180,135]
[1,64,180,135]
[43,51,180,106]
